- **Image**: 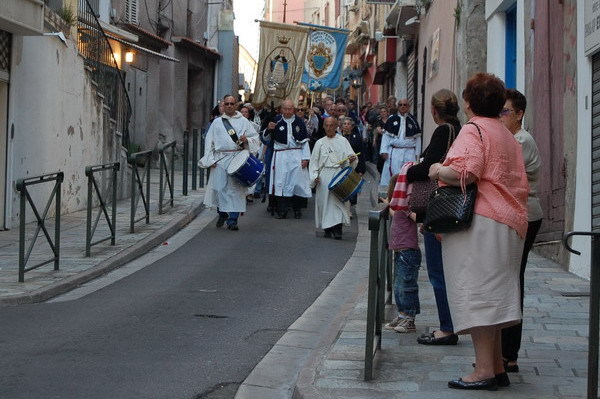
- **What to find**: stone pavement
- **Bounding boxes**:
[0,169,206,305]
[238,164,592,399]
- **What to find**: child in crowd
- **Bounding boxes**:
[380,166,422,333]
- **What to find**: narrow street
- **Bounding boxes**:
[0,199,358,399]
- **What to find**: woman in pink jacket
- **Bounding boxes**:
[428,73,528,391]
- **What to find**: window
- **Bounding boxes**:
[125,0,139,25]
[504,4,516,88]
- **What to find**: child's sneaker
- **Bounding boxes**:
[385,315,404,330]
[393,317,416,333]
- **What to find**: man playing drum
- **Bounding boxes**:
[200,95,260,230]
[263,99,312,219]
[309,117,358,239]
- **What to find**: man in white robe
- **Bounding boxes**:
[379,98,421,187]
[200,95,260,230]
[263,99,312,219]
[309,117,357,239]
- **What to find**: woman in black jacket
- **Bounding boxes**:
[406,89,461,346]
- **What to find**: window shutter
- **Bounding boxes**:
[125,0,139,24]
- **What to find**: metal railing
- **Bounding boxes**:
[199,128,206,188]
[364,203,393,381]
[192,128,200,189]
[129,150,152,232]
[15,172,64,282]
[183,131,189,196]
[158,140,176,214]
[85,162,119,256]
[563,231,599,399]
[77,0,131,150]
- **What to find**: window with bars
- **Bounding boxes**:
[0,31,11,73]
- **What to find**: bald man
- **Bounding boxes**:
[263,99,312,219]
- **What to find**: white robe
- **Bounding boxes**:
[266,116,312,198]
[379,115,421,187]
[309,135,358,230]
[201,112,260,212]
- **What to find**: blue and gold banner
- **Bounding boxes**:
[297,23,350,92]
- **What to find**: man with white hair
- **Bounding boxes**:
[263,99,312,219]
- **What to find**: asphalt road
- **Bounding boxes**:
[0,198,358,399]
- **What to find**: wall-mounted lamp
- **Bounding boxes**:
[405,16,420,26]
[374,31,400,42]
[125,51,134,63]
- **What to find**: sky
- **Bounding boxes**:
[232,0,263,60]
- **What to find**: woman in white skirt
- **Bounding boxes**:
[428,73,529,391]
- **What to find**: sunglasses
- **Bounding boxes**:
[224,102,236,106]
[399,103,409,106]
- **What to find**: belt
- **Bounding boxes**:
[217,149,242,153]
[274,147,301,152]
[391,145,415,149]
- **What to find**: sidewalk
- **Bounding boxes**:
[0,169,206,305]
[237,164,591,399]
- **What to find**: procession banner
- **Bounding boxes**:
[297,22,350,92]
[253,21,309,107]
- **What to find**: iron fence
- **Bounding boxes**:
[77,0,131,150]
[85,162,119,256]
[364,203,393,381]
[15,172,64,282]
[158,141,176,214]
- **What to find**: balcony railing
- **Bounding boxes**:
[77,0,131,151]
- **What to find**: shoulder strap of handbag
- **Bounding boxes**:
[465,121,484,142]
[440,123,456,163]
[222,117,241,145]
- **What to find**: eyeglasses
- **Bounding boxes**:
[224,102,236,106]
[500,108,515,116]
[399,103,409,106]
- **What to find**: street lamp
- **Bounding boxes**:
[351,70,363,89]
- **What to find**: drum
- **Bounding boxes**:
[227,150,265,187]
[328,166,365,202]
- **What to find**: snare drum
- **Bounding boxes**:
[328,166,364,202]
[227,150,265,187]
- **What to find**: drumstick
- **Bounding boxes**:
[336,152,361,165]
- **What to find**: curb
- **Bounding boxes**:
[0,200,206,306]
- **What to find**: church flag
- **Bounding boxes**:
[297,22,350,92]
[252,21,309,108]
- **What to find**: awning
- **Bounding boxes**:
[120,23,172,49]
[384,0,419,37]
[105,33,180,62]
[372,62,394,85]
[172,36,221,60]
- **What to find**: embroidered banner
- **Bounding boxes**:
[298,23,350,92]
[253,21,309,108]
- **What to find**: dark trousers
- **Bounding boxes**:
[501,219,543,362]
[423,232,454,333]
[275,195,307,215]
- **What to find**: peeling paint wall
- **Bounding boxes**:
[8,35,108,226]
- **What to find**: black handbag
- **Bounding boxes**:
[422,122,483,234]
[422,183,478,233]
[408,123,456,214]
